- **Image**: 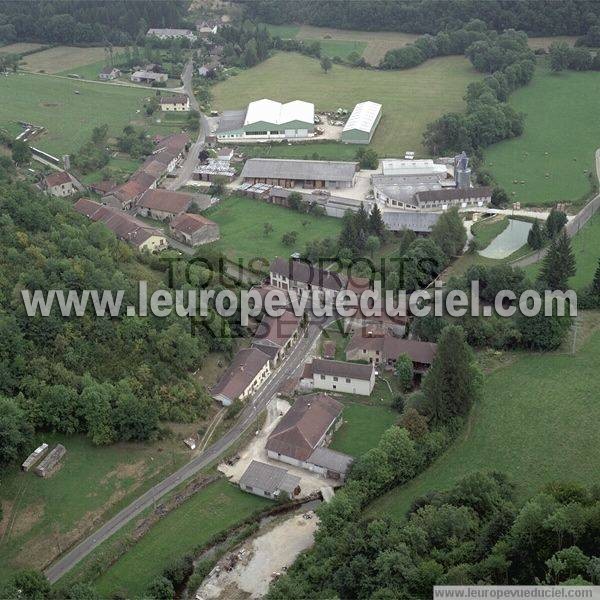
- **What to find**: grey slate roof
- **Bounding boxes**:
[415,186,492,205]
[241,159,358,182]
[382,211,441,233]
[308,447,353,474]
[270,257,346,291]
[311,358,373,381]
[239,460,300,494]
[217,110,246,133]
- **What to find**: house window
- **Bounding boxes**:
[333,376,338,382]
[346,378,351,383]
[320,374,325,380]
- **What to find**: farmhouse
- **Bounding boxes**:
[266,393,353,481]
[154,132,190,162]
[136,189,192,221]
[252,310,301,366]
[98,66,121,80]
[241,158,358,189]
[305,358,375,396]
[239,460,301,500]
[74,198,168,252]
[346,329,437,374]
[169,213,220,246]
[131,70,168,84]
[211,347,271,406]
[146,27,197,42]
[217,99,315,141]
[42,171,75,197]
[342,101,382,144]
[196,20,220,36]
[269,257,346,298]
[159,94,190,111]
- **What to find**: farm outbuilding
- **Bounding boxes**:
[217,99,314,141]
[342,101,382,144]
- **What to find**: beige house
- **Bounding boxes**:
[211,347,271,406]
[251,310,301,367]
[304,358,375,396]
[98,66,121,80]
[43,171,75,197]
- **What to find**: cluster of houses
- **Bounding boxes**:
[43,131,220,251]
[210,257,439,500]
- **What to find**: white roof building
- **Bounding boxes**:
[381,159,448,178]
[244,99,314,127]
[343,101,382,133]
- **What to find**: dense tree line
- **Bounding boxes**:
[0,0,189,45]
[0,170,239,468]
[268,472,600,598]
[549,41,600,71]
[243,0,600,36]
[423,29,534,155]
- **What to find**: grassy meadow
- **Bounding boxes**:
[204,195,342,264]
[471,215,509,250]
[93,479,268,598]
[367,312,600,520]
[212,52,481,155]
[0,433,194,582]
[0,72,153,156]
[486,63,600,206]
[19,46,117,74]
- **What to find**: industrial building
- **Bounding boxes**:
[216,99,314,141]
[241,158,357,189]
[341,101,382,144]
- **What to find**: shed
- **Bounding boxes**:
[238,460,301,499]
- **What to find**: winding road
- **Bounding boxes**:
[44,317,329,584]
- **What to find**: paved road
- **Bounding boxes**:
[166,60,210,191]
[44,317,328,584]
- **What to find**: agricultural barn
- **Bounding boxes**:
[217,99,314,141]
[413,186,492,210]
[241,158,357,189]
[380,159,448,182]
[342,101,382,144]
[131,70,168,84]
[159,95,190,111]
[382,210,441,233]
[169,213,220,246]
[265,393,353,481]
[136,189,193,221]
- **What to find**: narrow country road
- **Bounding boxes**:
[166,59,210,191]
[44,317,329,584]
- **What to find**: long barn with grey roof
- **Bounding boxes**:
[241,158,358,189]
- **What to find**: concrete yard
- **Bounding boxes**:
[195,511,319,599]
[218,397,341,497]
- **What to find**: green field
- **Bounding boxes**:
[525,210,600,290]
[261,23,301,39]
[368,313,600,520]
[331,401,397,457]
[0,72,153,156]
[304,38,367,60]
[0,433,191,582]
[212,53,480,155]
[205,195,342,263]
[472,216,509,250]
[93,479,268,597]
[241,141,359,162]
[486,63,600,206]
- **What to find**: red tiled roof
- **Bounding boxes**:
[159,94,189,105]
[170,212,217,235]
[45,171,71,187]
[137,189,192,214]
[265,393,343,461]
[154,132,190,155]
[88,180,116,194]
[253,310,300,348]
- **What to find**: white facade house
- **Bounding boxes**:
[159,95,190,111]
[308,358,375,396]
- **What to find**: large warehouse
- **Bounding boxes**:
[341,101,382,144]
[241,158,358,189]
[217,99,315,141]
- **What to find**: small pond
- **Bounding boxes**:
[478,218,533,259]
